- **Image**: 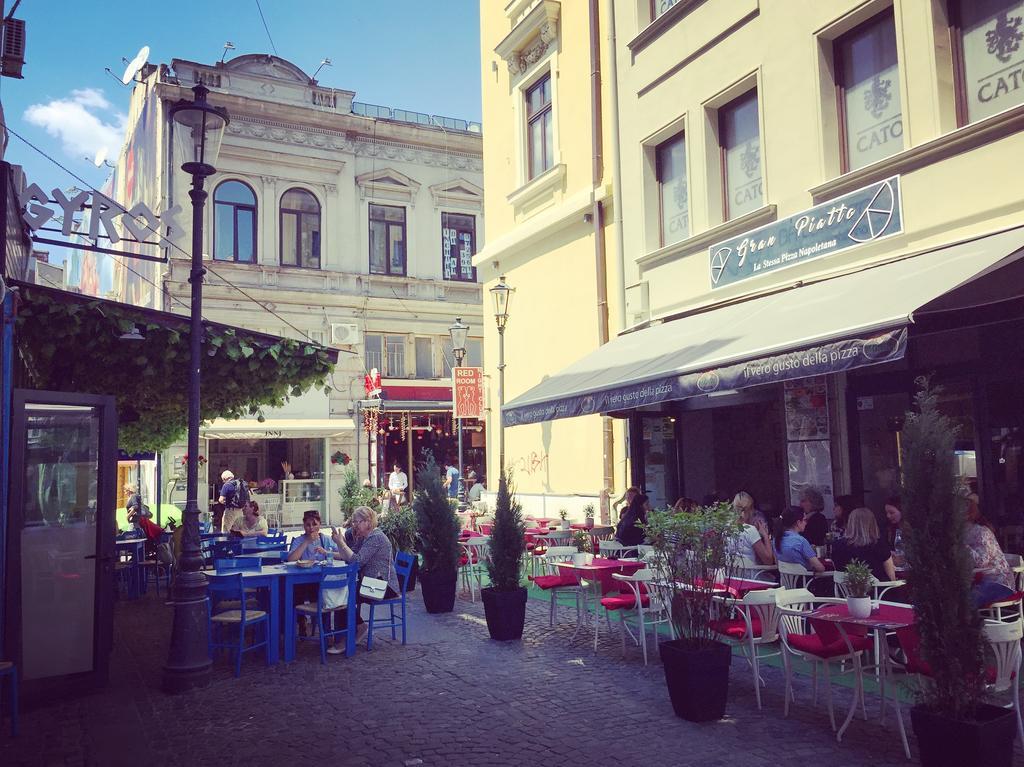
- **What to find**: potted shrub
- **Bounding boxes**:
[843,560,872,618]
[558,508,570,530]
[481,470,527,640]
[572,529,593,565]
[337,467,377,520]
[413,452,461,613]
[583,503,596,528]
[379,503,419,591]
[644,501,742,722]
[901,380,1016,767]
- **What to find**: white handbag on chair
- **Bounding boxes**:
[359,576,388,600]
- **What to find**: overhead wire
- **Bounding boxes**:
[3,121,345,351]
[254,0,279,56]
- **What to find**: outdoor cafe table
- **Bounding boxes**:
[805,602,914,759]
[208,561,359,663]
[552,557,645,643]
[115,538,146,597]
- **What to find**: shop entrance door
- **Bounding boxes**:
[4,390,117,699]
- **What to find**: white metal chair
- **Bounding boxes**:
[711,587,784,709]
[458,537,490,602]
[605,569,672,664]
[776,589,870,731]
[982,618,1024,748]
[778,561,815,590]
[531,546,582,626]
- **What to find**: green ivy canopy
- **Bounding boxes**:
[12,282,340,454]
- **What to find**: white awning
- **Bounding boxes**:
[201,418,355,440]
[503,226,1024,426]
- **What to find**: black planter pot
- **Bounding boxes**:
[911,704,1017,767]
[418,568,457,614]
[658,639,732,722]
[481,586,528,641]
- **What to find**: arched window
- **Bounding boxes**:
[213,180,257,262]
[280,188,321,269]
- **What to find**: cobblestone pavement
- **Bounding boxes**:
[1,583,1006,767]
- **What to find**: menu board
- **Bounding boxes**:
[784,377,829,441]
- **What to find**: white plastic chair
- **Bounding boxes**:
[736,555,779,583]
[608,569,672,665]
[711,587,784,709]
[532,546,582,626]
[1005,553,1024,592]
[778,561,815,590]
[982,618,1024,747]
[459,537,490,602]
[776,589,869,731]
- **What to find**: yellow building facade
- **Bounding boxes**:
[496,0,1024,524]
[476,0,627,515]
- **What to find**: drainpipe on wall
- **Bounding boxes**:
[590,0,615,519]
[601,0,630,497]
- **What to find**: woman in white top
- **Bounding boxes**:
[229,501,269,538]
[733,491,775,565]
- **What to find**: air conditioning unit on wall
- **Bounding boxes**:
[330,322,361,346]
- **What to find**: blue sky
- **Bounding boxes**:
[4,0,482,198]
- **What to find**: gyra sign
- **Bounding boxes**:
[709,176,902,289]
[18,181,180,250]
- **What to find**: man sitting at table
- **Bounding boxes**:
[229,501,269,538]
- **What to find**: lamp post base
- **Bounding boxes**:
[161,571,211,694]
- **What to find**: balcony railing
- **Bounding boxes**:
[352,101,482,134]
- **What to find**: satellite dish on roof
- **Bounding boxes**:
[93,147,108,168]
[121,45,150,84]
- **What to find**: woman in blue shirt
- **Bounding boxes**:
[774,506,826,574]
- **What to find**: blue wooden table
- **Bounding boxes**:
[209,561,359,662]
[115,539,146,598]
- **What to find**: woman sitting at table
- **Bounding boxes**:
[775,506,827,574]
[287,510,338,636]
[733,495,775,566]
[615,493,648,547]
[966,499,1016,607]
[329,505,399,652]
[229,501,268,538]
[831,507,896,582]
[613,486,639,520]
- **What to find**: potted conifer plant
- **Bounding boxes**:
[414,452,461,613]
[644,501,741,722]
[843,560,873,618]
[481,470,527,640]
[379,503,418,591]
[901,380,1016,767]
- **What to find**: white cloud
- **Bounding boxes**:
[24,88,126,164]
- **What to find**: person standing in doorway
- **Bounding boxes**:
[444,458,461,500]
[124,483,142,520]
[218,470,249,532]
[388,463,409,505]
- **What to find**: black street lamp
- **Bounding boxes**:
[489,277,514,472]
[163,84,228,694]
[448,317,469,505]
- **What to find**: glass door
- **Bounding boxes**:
[6,390,116,695]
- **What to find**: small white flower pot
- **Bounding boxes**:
[560,520,570,530]
[847,596,872,619]
[573,552,593,566]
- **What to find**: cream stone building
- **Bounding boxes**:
[494,0,1024,526]
[476,0,627,517]
[111,54,485,524]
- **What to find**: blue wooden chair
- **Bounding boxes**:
[0,661,17,736]
[257,533,285,545]
[210,539,243,563]
[296,564,358,664]
[213,558,262,571]
[366,552,415,650]
[140,532,174,597]
[207,573,270,677]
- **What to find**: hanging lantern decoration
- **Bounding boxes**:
[399,412,410,441]
[363,405,380,436]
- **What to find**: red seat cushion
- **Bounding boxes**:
[531,574,577,590]
[787,632,872,659]
[710,614,763,640]
[599,593,650,610]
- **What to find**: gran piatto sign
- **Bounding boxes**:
[708,176,903,289]
[19,180,180,262]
